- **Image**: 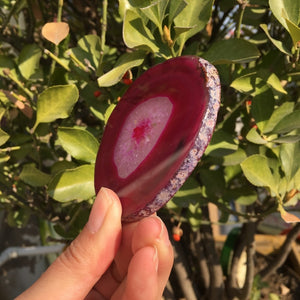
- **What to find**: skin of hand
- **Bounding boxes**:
[16,188,174,300]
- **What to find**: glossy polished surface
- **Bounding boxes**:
[95,56,220,221]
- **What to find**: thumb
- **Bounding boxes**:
[17,188,122,300]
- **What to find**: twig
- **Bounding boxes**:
[259,223,300,279]
[172,240,199,300]
[97,0,108,76]
[226,221,256,300]
[200,206,224,299]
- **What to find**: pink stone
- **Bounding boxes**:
[94,56,221,222]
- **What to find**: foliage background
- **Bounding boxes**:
[0,0,300,299]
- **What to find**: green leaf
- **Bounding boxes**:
[48,164,95,202]
[69,35,101,71]
[33,84,79,131]
[0,128,9,146]
[199,169,226,199]
[18,44,42,79]
[285,17,300,47]
[240,154,277,194]
[172,176,202,207]
[224,188,257,205]
[0,55,16,78]
[139,0,169,29]
[263,102,294,134]
[203,39,260,64]
[58,127,99,163]
[205,130,238,157]
[230,72,256,94]
[246,127,268,144]
[0,107,5,119]
[257,69,287,94]
[97,51,145,87]
[104,103,116,124]
[270,135,300,144]
[168,0,187,26]
[280,142,300,182]
[251,89,274,132]
[123,8,160,52]
[260,24,292,56]
[187,202,202,231]
[222,148,247,166]
[174,25,196,39]
[271,110,300,134]
[20,164,51,187]
[174,0,213,52]
[269,0,300,32]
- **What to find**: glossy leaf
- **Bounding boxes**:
[139,0,168,29]
[172,177,202,207]
[203,39,260,64]
[260,24,291,56]
[97,51,145,87]
[269,0,300,32]
[168,0,187,26]
[205,130,238,157]
[174,0,213,51]
[123,8,159,52]
[257,70,287,94]
[246,127,268,144]
[280,140,300,182]
[48,164,95,202]
[69,35,101,71]
[263,102,294,134]
[58,127,99,163]
[18,44,42,79]
[33,84,79,131]
[20,164,51,187]
[251,89,274,132]
[0,128,9,146]
[271,135,300,144]
[240,154,277,194]
[285,17,300,47]
[0,55,17,78]
[222,148,247,166]
[271,110,300,134]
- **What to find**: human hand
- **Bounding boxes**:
[16,188,173,300]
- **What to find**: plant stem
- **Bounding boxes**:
[97,0,108,76]
[236,0,248,39]
[0,146,21,152]
[2,69,34,100]
[44,49,71,71]
[57,0,64,22]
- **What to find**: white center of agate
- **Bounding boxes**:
[113,97,173,179]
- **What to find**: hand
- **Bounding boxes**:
[16,188,173,300]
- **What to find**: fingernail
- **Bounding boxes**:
[154,216,170,246]
[86,187,114,233]
[152,246,159,273]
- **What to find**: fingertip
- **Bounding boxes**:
[87,187,122,234]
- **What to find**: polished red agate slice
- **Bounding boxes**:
[94,56,220,222]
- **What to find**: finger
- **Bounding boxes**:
[112,246,159,300]
[16,188,122,300]
[131,216,174,296]
[92,216,157,298]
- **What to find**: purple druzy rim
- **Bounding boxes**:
[122,57,221,222]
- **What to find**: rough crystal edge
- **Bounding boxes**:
[122,58,221,222]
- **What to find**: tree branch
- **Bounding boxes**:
[259,223,300,279]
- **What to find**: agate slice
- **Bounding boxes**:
[94,56,220,222]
